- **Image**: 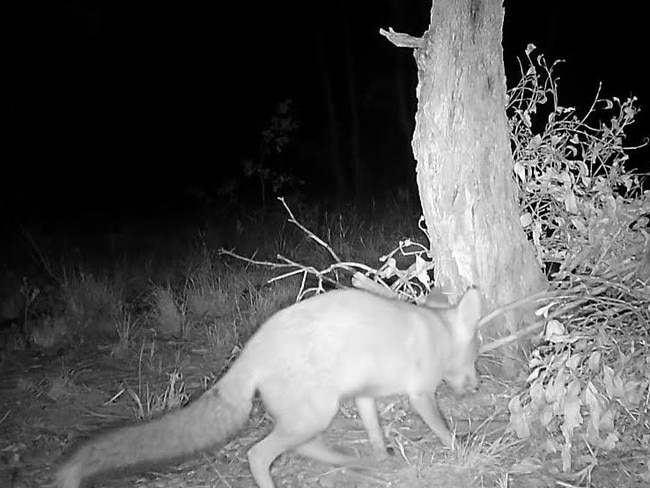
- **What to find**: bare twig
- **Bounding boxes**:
[278,197,342,263]
[379,27,425,49]
[477,290,559,329]
[21,226,62,284]
[220,199,402,297]
[480,320,545,354]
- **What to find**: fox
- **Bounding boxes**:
[55,287,483,488]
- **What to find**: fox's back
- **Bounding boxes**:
[235,289,454,398]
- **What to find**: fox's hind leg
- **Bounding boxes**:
[295,435,357,465]
[248,386,341,488]
[248,428,309,488]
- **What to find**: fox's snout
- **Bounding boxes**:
[445,367,479,395]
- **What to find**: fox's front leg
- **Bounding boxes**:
[409,393,453,447]
[355,396,389,456]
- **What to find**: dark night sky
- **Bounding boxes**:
[1,1,648,219]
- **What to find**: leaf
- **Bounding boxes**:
[528,350,544,368]
[601,407,615,432]
[378,257,398,279]
[545,369,567,405]
[562,380,583,434]
[530,381,546,406]
[601,432,619,450]
[576,160,589,177]
[508,395,531,439]
[624,379,648,407]
[514,161,526,182]
[584,382,602,428]
[540,404,554,427]
[570,216,587,233]
[526,365,543,383]
[529,134,543,149]
[603,366,625,398]
[587,351,601,373]
[566,353,582,372]
[413,255,431,287]
[544,438,560,454]
[564,190,578,213]
[544,319,565,341]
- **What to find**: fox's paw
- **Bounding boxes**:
[54,462,82,488]
[450,432,472,448]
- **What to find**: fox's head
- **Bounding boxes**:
[440,287,482,395]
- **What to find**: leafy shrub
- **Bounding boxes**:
[506,45,650,475]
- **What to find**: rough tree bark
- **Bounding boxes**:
[383,0,546,372]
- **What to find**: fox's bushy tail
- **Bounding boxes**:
[55,384,253,488]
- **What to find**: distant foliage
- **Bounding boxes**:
[217,99,304,208]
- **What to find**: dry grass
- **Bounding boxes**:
[149,285,184,336]
[60,271,123,337]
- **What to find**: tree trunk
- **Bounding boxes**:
[410,0,546,370]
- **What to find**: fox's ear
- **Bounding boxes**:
[456,287,482,335]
